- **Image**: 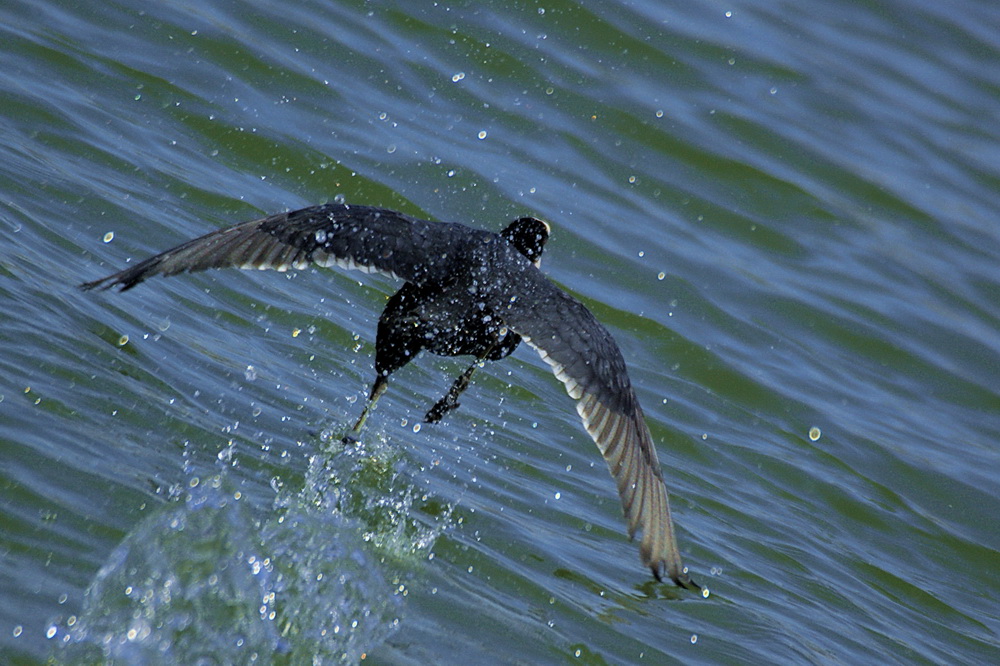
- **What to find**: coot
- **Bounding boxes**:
[81,202,699,589]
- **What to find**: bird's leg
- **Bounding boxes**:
[344,374,389,442]
[425,342,497,424]
[424,361,478,423]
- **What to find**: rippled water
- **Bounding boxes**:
[2,0,998,663]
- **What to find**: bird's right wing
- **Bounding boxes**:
[494,265,699,589]
[80,203,467,291]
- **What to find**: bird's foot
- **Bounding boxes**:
[424,399,460,424]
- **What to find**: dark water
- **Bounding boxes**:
[2,0,998,663]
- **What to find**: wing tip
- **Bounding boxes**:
[79,276,122,292]
[79,270,145,292]
[652,561,703,593]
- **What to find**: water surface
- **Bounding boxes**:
[1,0,998,663]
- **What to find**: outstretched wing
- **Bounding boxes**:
[80,203,468,291]
[496,266,698,589]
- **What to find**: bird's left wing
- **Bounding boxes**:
[80,203,464,291]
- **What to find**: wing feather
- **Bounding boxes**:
[500,269,698,588]
[80,203,466,291]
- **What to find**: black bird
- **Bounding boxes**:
[81,202,699,589]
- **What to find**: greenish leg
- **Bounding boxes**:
[346,374,389,440]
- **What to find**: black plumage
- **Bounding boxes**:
[81,202,699,589]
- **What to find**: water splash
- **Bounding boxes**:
[52,429,453,664]
[52,473,402,663]
[294,428,454,562]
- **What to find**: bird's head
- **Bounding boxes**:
[501,216,550,267]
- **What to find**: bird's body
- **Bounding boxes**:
[81,202,699,590]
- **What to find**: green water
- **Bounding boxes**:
[1,0,997,663]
